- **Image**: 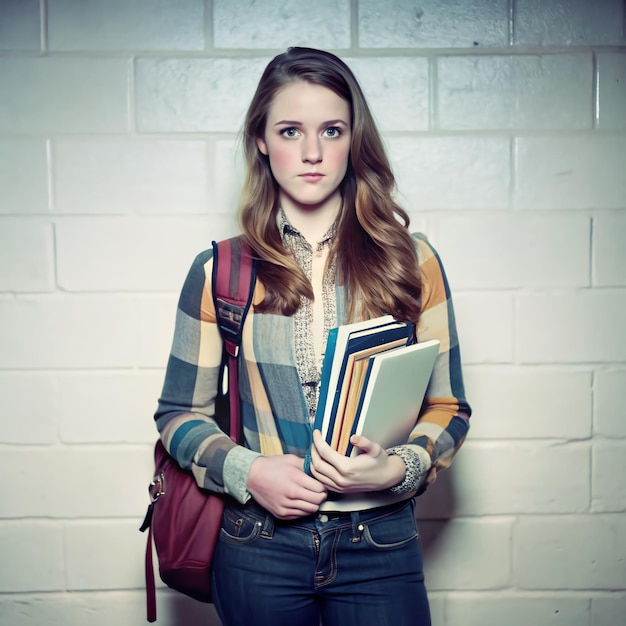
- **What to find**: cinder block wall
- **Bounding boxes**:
[1,1,625,624]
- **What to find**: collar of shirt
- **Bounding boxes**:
[276,207,337,254]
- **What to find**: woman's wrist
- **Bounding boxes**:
[385,446,424,495]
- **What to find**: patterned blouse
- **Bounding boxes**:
[277,208,337,422]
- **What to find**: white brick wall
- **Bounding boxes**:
[0,1,624,624]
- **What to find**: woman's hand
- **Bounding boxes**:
[247,454,328,520]
[309,430,406,493]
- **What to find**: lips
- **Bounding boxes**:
[299,173,324,182]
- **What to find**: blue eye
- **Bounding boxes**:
[324,127,341,138]
[281,128,299,138]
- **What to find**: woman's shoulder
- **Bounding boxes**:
[410,231,439,267]
[184,247,215,286]
[191,247,215,264]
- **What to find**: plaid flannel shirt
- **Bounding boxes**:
[155,232,471,510]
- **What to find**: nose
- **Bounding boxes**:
[302,135,322,163]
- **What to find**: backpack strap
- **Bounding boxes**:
[211,237,257,442]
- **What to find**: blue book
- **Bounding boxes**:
[314,315,413,444]
[344,339,440,457]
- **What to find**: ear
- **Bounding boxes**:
[256,136,268,155]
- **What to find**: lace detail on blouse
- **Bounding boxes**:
[277,209,337,423]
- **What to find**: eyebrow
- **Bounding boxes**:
[273,118,349,127]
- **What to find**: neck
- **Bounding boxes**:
[281,198,341,245]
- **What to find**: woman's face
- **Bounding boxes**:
[257,81,351,216]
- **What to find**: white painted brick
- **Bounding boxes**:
[427,213,590,289]
[0,0,40,51]
[55,217,237,292]
[514,0,624,46]
[463,366,592,439]
[593,212,626,287]
[48,0,204,51]
[0,522,64,592]
[594,368,626,437]
[136,294,179,368]
[345,57,429,132]
[53,139,212,215]
[453,292,514,364]
[214,0,350,49]
[64,520,145,590]
[514,135,626,210]
[135,57,269,133]
[419,442,590,517]
[427,594,445,625]
[0,3,624,617]
[414,464,458,520]
[0,295,138,369]
[0,57,130,134]
[592,441,626,513]
[514,515,626,589]
[359,0,509,48]
[0,373,58,444]
[0,447,153,518]
[0,140,49,214]
[214,139,247,216]
[0,591,221,626]
[438,54,593,130]
[591,594,626,626]
[57,371,162,444]
[446,593,591,626]
[0,219,55,291]
[419,518,513,590]
[597,53,626,130]
[387,137,510,210]
[516,290,626,363]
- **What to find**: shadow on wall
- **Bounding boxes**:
[415,466,458,557]
[156,592,222,626]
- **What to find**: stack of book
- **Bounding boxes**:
[314,315,440,457]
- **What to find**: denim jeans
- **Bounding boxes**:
[211,498,431,626]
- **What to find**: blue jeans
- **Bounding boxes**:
[211,498,431,626]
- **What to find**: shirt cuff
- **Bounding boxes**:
[223,446,262,504]
[386,444,432,494]
[406,443,432,475]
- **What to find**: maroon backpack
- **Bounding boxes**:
[140,237,256,622]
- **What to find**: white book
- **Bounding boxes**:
[347,339,440,457]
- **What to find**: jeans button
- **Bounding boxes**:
[318,514,329,523]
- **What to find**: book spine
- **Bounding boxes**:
[312,328,338,437]
[344,357,377,457]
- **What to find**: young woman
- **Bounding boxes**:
[155,47,471,626]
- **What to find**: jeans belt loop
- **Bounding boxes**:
[260,510,275,538]
[350,511,364,543]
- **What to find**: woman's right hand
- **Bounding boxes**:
[247,454,327,520]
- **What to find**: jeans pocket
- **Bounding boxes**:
[361,505,419,550]
[220,507,264,545]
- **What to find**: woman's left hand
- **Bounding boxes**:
[309,430,406,493]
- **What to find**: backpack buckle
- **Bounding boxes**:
[215,299,246,337]
[149,471,166,503]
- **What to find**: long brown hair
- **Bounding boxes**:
[239,47,421,325]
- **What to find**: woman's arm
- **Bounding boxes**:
[154,250,261,500]
[406,234,471,485]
